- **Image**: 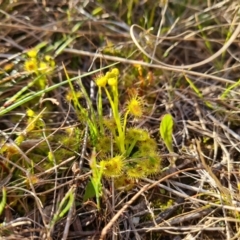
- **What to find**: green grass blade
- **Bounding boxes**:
[221,79,240,99]
[184,75,213,108]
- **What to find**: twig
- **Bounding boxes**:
[99,184,150,240]
[130,12,240,69]
[62,187,76,240]
[63,48,236,84]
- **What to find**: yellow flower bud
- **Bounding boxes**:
[24,58,38,72]
[45,55,55,68]
[26,48,38,58]
[111,68,119,77]
[38,61,48,73]
[95,75,107,87]
[107,77,118,87]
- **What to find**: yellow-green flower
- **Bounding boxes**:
[95,75,107,87]
[24,58,38,72]
[44,55,55,68]
[107,77,118,87]
[26,48,38,58]
[106,68,120,78]
[38,61,48,73]
[111,68,119,77]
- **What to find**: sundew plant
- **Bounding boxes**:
[81,68,169,207]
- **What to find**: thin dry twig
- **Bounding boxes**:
[99,184,150,240]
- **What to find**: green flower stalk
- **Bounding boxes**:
[96,68,125,154]
[106,71,125,153]
[95,74,107,134]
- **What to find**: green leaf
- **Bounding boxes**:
[91,7,103,16]
[83,180,96,201]
[0,187,7,215]
[160,114,174,153]
[71,22,82,33]
[221,78,240,99]
[184,75,202,98]
[54,36,75,57]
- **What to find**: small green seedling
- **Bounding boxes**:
[160,113,178,167]
[160,113,174,153]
